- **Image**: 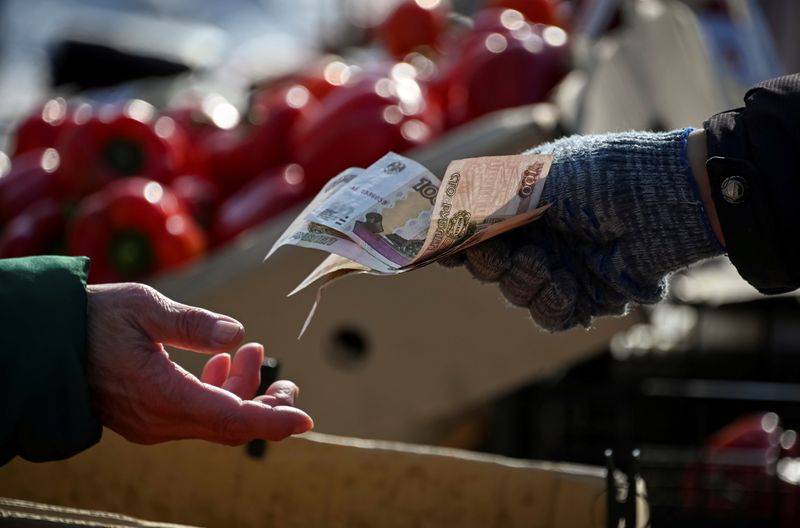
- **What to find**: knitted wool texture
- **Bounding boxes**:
[441,129,725,331]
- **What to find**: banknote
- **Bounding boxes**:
[264,152,553,336]
[416,153,553,262]
[288,254,371,338]
[284,154,552,285]
[265,167,391,272]
[303,153,442,269]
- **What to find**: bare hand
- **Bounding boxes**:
[86,283,313,445]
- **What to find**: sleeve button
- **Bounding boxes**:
[721,176,747,204]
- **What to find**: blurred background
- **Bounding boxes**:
[0,0,799,526]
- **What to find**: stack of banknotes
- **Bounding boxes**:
[264,151,553,334]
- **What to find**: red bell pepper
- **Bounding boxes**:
[211,164,306,246]
[484,0,561,26]
[67,177,206,283]
[165,95,239,175]
[443,20,569,125]
[12,98,91,156]
[199,84,319,196]
[0,148,63,223]
[56,100,189,199]
[288,58,350,102]
[246,83,320,169]
[0,197,67,258]
[166,95,240,141]
[289,73,439,192]
[193,128,262,196]
[252,55,353,104]
[376,0,449,59]
[170,173,222,231]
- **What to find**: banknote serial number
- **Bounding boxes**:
[351,186,389,207]
[518,163,543,198]
[291,232,338,246]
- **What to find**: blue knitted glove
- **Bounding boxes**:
[441,129,725,331]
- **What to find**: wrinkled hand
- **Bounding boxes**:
[86,283,314,445]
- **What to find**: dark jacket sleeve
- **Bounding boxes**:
[704,73,800,294]
[0,256,102,465]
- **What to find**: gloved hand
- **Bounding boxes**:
[440,129,725,331]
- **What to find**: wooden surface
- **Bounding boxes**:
[0,497,197,527]
[0,431,612,528]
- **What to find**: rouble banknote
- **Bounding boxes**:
[416,153,553,262]
[265,167,391,271]
[264,152,553,336]
[303,153,442,269]
[287,153,553,286]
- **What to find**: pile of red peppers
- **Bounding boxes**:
[0,97,312,283]
[0,0,570,284]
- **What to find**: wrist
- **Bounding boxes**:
[688,128,725,246]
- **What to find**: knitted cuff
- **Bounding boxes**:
[531,128,725,302]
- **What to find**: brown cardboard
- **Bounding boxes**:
[0,431,611,528]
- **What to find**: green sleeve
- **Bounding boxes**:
[0,256,102,465]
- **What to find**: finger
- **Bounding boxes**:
[221,343,263,399]
[464,237,513,282]
[188,387,313,443]
[132,285,244,354]
[579,265,631,318]
[437,253,466,268]
[200,353,231,387]
[498,245,552,307]
[255,380,300,407]
[551,244,601,328]
[527,269,580,332]
[165,366,313,442]
[224,403,314,441]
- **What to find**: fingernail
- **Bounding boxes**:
[212,320,242,345]
[277,386,296,404]
[294,419,313,435]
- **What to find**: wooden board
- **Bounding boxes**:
[0,431,614,528]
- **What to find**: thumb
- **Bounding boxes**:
[132,285,244,353]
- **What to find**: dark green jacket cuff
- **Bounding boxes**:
[0,256,102,465]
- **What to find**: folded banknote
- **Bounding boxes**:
[265,151,553,335]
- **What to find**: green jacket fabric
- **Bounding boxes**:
[0,256,102,465]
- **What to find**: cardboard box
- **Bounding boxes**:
[0,431,626,528]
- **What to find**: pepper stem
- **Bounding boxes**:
[103,137,145,176]
[109,230,154,278]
